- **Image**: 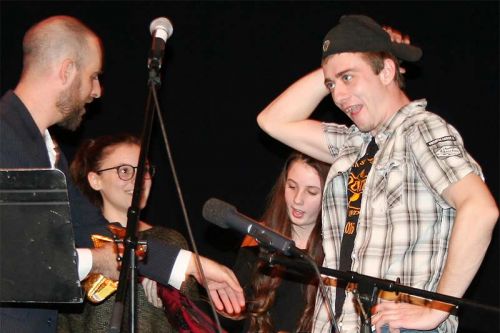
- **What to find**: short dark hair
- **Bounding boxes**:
[361,51,405,88]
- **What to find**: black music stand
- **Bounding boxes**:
[0,169,82,303]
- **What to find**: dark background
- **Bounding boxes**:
[1,1,498,332]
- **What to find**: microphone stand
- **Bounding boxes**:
[264,254,500,333]
[108,62,162,333]
[109,46,224,332]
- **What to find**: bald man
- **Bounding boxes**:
[0,16,244,332]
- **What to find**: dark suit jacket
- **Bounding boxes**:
[0,90,181,333]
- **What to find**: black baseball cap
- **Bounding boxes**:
[322,15,422,62]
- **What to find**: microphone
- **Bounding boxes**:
[202,198,306,257]
[148,17,173,70]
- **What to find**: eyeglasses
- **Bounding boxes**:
[96,164,156,181]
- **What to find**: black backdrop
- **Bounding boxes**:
[1,1,498,332]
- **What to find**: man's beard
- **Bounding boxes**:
[56,77,87,131]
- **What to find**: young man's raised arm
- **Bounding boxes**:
[257,68,334,163]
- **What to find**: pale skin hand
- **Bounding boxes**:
[141,277,163,308]
[187,255,245,315]
[90,241,120,281]
[383,26,411,44]
[371,174,498,332]
[372,302,449,333]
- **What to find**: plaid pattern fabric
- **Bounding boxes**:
[313,100,482,333]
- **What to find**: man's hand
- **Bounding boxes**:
[382,26,411,44]
[90,241,120,280]
[187,255,245,315]
[371,302,450,332]
[141,277,163,308]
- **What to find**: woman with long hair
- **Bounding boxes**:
[233,151,330,332]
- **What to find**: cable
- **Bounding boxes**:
[151,86,224,333]
[301,254,340,333]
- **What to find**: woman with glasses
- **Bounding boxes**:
[58,133,200,333]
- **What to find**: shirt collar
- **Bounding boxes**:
[372,99,427,147]
[43,129,57,168]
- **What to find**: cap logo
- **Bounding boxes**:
[322,40,330,52]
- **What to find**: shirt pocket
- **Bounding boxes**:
[372,158,404,210]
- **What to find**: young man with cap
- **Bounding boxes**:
[257,15,498,333]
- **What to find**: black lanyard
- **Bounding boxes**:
[335,137,378,319]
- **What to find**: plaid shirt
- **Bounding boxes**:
[313,100,482,333]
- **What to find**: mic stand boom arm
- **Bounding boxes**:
[265,254,500,333]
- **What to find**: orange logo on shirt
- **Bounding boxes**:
[344,221,356,235]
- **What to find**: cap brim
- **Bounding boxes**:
[391,43,423,62]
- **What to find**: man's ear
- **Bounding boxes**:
[88,172,102,191]
[380,58,397,85]
[59,58,77,86]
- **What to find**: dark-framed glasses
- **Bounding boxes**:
[96,164,156,181]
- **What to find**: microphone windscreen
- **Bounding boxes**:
[149,17,173,39]
[202,198,235,229]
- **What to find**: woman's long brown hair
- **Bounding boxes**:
[247,152,330,332]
